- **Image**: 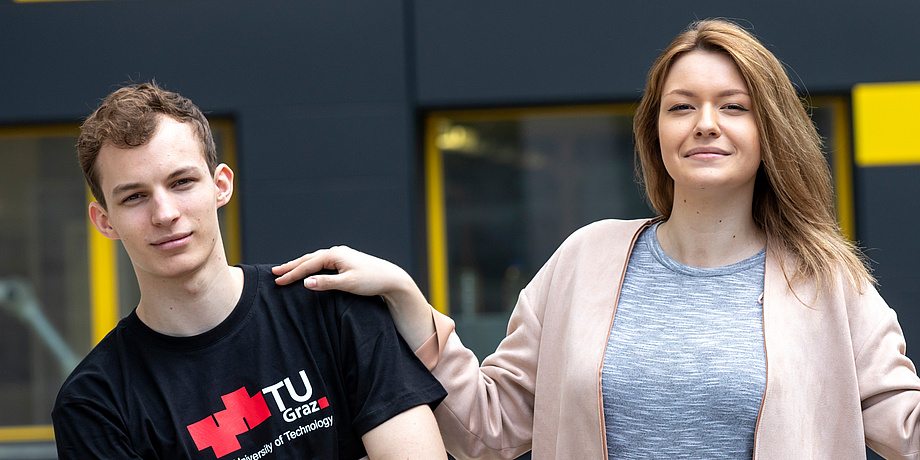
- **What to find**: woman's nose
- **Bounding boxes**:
[694,107,721,138]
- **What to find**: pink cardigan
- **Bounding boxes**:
[416,218,920,459]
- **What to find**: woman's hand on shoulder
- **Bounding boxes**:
[273,246,411,297]
[273,246,436,348]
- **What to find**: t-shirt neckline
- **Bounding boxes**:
[646,221,766,277]
[125,264,259,351]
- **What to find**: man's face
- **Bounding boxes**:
[88,115,232,281]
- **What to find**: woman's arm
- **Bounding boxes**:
[852,286,920,458]
[272,246,435,349]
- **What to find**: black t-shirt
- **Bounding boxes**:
[52,264,446,460]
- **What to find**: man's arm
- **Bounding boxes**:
[53,401,142,460]
[361,405,446,460]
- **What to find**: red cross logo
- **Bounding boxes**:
[187,387,272,458]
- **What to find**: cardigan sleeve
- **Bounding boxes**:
[414,306,455,371]
[422,285,542,460]
[854,286,920,459]
[410,236,579,460]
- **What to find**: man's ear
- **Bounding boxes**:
[214,163,234,209]
[88,202,120,240]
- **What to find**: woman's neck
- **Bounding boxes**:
[658,189,765,268]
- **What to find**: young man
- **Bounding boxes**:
[52,82,447,459]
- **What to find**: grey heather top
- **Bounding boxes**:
[602,222,766,459]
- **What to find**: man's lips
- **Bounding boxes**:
[150,232,191,249]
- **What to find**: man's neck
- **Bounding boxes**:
[134,263,245,337]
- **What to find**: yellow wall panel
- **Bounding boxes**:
[87,188,119,345]
[853,81,920,166]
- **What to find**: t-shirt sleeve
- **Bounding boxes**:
[334,292,447,436]
[52,397,141,460]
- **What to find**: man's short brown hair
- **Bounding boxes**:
[77,81,218,208]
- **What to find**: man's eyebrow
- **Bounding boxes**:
[166,167,202,182]
[111,181,143,198]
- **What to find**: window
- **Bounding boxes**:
[0,126,87,452]
[810,95,856,240]
[424,106,647,357]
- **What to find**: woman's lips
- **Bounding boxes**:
[684,147,730,158]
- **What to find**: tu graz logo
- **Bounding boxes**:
[187,370,330,458]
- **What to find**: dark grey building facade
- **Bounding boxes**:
[1,1,918,458]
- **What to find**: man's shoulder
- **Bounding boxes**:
[236,263,391,340]
[245,263,387,309]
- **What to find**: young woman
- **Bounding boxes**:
[275,19,920,459]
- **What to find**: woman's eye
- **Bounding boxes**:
[724,103,749,112]
[667,103,693,112]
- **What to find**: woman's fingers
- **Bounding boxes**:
[272,246,419,300]
[272,250,329,285]
[305,272,352,291]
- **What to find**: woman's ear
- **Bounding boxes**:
[88,202,120,240]
[214,163,234,209]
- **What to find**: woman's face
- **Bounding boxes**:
[658,50,761,196]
